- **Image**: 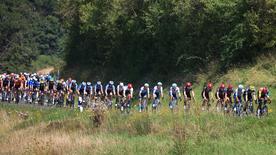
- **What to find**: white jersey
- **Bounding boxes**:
[117,85,125,96]
[169,86,181,97]
[153,86,163,97]
[139,86,150,97]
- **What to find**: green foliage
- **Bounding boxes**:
[0,0,66,72]
[31,55,65,71]
[63,0,276,81]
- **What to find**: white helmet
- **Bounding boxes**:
[82,82,86,85]
[172,83,177,87]
[157,82,162,86]
[238,84,243,89]
[144,83,149,87]
[87,82,91,85]
[119,82,124,87]
[109,81,114,85]
[97,81,101,85]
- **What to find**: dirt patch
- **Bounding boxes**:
[37,67,54,74]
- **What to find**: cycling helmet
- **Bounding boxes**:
[97,81,101,85]
[220,83,225,88]
[87,82,91,85]
[128,83,133,89]
[144,83,149,87]
[72,80,76,83]
[82,82,86,85]
[207,83,213,89]
[157,82,162,86]
[238,84,243,89]
[172,83,177,88]
[119,82,124,87]
[228,84,233,89]
[250,85,255,91]
[262,87,268,94]
[109,81,114,85]
[186,82,192,87]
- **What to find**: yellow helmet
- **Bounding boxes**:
[250,85,255,91]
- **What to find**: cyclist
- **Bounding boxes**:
[38,79,47,105]
[9,74,15,102]
[2,75,10,101]
[14,75,22,103]
[139,83,150,112]
[85,82,93,99]
[105,81,116,96]
[256,87,271,116]
[225,84,234,111]
[78,82,87,111]
[32,77,40,103]
[152,82,163,110]
[122,83,133,112]
[94,81,103,100]
[183,82,195,110]
[116,82,125,109]
[244,85,256,114]
[201,82,213,111]
[66,79,77,108]
[216,83,226,111]
[233,84,245,115]
[169,83,181,111]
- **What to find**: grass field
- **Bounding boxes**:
[0,55,275,155]
[0,87,275,155]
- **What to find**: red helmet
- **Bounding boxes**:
[207,83,213,89]
[128,83,133,89]
[220,83,225,88]
[262,87,268,94]
[186,82,192,87]
[228,84,233,89]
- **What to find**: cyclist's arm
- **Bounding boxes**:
[105,85,108,95]
[113,85,116,95]
[117,86,120,96]
[161,87,164,98]
[130,88,133,98]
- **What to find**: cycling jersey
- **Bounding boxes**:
[9,78,15,89]
[226,88,233,98]
[57,82,64,91]
[170,86,180,99]
[139,86,149,98]
[67,82,77,93]
[184,87,192,98]
[48,81,54,90]
[202,87,212,100]
[259,90,269,99]
[124,87,133,98]
[117,85,124,96]
[234,88,245,102]
[39,82,46,91]
[245,89,255,101]
[14,79,21,89]
[105,84,115,95]
[153,86,163,99]
[33,81,40,89]
[86,85,92,94]
[3,78,9,87]
[94,84,102,94]
[78,84,86,94]
[216,87,226,99]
